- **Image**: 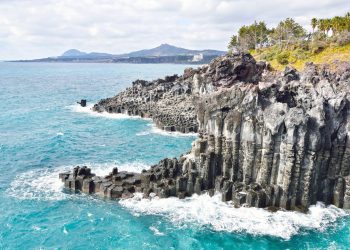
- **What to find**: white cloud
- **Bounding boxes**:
[0,0,348,60]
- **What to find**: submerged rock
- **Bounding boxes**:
[61,53,350,210]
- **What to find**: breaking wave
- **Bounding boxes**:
[69,104,149,120]
[119,193,349,240]
[149,124,198,137]
[136,124,198,137]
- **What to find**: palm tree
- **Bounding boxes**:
[311,18,318,33]
[345,13,350,31]
[331,16,343,34]
[324,19,332,37]
[318,19,326,35]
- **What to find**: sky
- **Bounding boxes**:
[0,0,348,60]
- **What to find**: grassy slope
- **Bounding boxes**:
[251,43,350,71]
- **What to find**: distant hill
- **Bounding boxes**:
[122,44,224,58]
[13,44,226,64]
[61,49,87,57]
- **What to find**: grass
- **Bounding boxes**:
[250,43,350,71]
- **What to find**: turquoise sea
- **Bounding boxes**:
[1,62,350,249]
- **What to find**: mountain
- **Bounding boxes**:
[123,43,224,57]
[61,49,87,57]
[14,44,226,64]
[59,44,225,59]
[60,49,114,59]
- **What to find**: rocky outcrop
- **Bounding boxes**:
[60,166,142,199]
[61,53,350,211]
[93,74,198,133]
[92,53,264,133]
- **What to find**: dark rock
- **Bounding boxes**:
[112,167,118,175]
[77,99,87,107]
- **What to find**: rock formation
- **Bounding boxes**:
[61,53,350,211]
[60,166,142,199]
[93,74,198,133]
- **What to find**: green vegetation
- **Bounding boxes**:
[228,13,350,70]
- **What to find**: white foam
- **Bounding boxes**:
[32,225,41,231]
[69,104,150,120]
[150,125,198,137]
[7,167,69,201]
[136,131,151,136]
[56,132,64,136]
[149,226,165,236]
[7,162,149,201]
[136,123,198,138]
[119,193,349,240]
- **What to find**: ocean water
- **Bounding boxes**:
[0,62,349,250]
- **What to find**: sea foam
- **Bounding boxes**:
[119,193,348,240]
[136,123,198,137]
[69,104,149,120]
[149,124,198,137]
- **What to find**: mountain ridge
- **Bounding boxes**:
[12,44,226,64]
[59,44,225,59]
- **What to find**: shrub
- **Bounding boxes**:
[260,50,276,61]
[310,40,328,54]
[276,52,289,65]
[293,48,309,60]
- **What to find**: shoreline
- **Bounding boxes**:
[60,52,350,211]
[71,103,198,137]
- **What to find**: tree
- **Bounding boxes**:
[228,35,238,51]
[227,12,350,56]
[270,18,306,48]
[228,21,270,51]
[318,19,326,34]
[345,13,350,31]
[324,19,332,37]
[331,16,344,34]
[311,18,318,33]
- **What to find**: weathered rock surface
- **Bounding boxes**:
[93,74,197,133]
[61,53,350,210]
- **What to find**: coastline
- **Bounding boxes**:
[60,52,350,211]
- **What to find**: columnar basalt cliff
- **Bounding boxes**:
[93,74,198,133]
[61,53,350,211]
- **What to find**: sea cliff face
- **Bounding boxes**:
[61,53,350,210]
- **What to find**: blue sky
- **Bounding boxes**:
[0,0,348,60]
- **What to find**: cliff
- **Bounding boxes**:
[60,53,350,211]
[93,74,198,133]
